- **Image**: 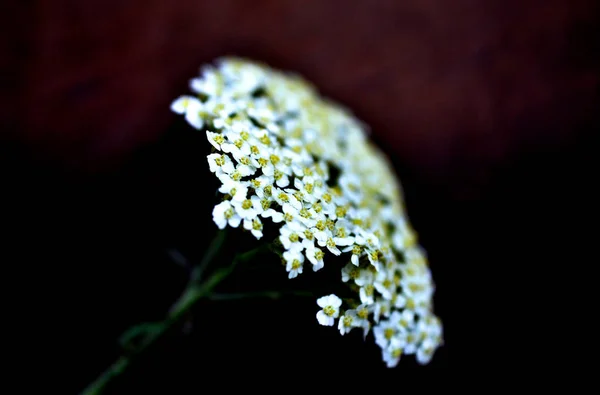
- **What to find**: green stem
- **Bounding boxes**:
[80,232,267,395]
[189,228,228,283]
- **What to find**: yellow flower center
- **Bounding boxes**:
[278,192,289,202]
[239,157,250,166]
[335,205,347,218]
[343,315,353,327]
[213,135,225,145]
[291,259,302,270]
[231,171,242,181]
[357,308,368,319]
[215,156,226,166]
[315,220,325,231]
[260,199,271,210]
[259,135,271,145]
[314,249,324,260]
[384,328,394,340]
[269,154,280,165]
[325,219,334,231]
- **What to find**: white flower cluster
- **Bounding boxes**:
[171,57,443,367]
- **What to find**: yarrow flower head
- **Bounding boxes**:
[171,57,443,367]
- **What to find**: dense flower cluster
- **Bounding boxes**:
[171,57,443,367]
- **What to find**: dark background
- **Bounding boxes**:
[2,0,598,391]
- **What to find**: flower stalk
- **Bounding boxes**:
[80,230,269,395]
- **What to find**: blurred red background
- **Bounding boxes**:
[2,0,597,189]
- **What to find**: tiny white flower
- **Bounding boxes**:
[283,247,304,279]
[218,176,248,202]
[374,271,395,300]
[207,153,235,175]
[373,319,397,349]
[403,330,420,355]
[190,66,222,96]
[170,96,204,129]
[261,207,284,223]
[235,158,259,177]
[274,170,290,188]
[374,299,392,322]
[393,293,407,309]
[392,221,418,251]
[170,95,196,114]
[279,224,303,251]
[341,263,360,283]
[293,176,318,204]
[416,338,437,365]
[252,176,274,199]
[231,198,258,221]
[206,131,227,151]
[334,234,354,247]
[272,188,302,211]
[355,230,381,250]
[366,248,383,272]
[355,269,374,287]
[354,304,372,338]
[243,217,264,239]
[382,335,407,368]
[221,136,252,161]
[315,234,341,256]
[342,243,363,266]
[316,294,342,326]
[212,200,242,229]
[305,245,325,272]
[359,284,376,305]
[338,310,359,335]
[396,309,415,332]
[338,173,363,204]
[250,191,284,223]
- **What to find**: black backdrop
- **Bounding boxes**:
[2,0,598,392]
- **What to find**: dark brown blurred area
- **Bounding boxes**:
[2,0,598,182]
[2,0,599,390]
